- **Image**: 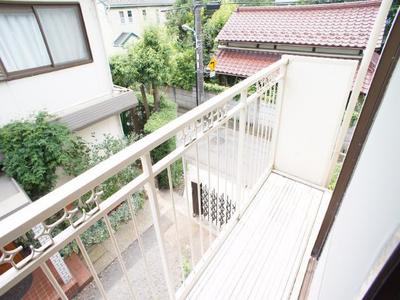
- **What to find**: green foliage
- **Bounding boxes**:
[59,135,145,257]
[204,4,237,56]
[328,163,343,191]
[127,27,172,86]
[60,195,144,257]
[87,135,142,199]
[166,0,195,46]
[204,82,228,94]
[182,256,192,279]
[0,112,88,200]
[109,54,134,88]
[170,47,196,90]
[144,98,183,188]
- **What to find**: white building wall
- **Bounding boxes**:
[76,115,124,144]
[0,0,114,126]
[97,5,170,56]
[309,59,400,299]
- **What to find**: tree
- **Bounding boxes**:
[128,27,171,113]
[203,4,237,59]
[170,47,196,90]
[166,0,194,46]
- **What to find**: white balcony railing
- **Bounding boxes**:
[0,58,288,299]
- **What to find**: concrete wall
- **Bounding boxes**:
[163,86,217,111]
[0,0,114,126]
[275,56,357,186]
[97,5,170,56]
[309,59,400,299]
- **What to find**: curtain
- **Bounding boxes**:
[36,6,89,65]
[0,8,50,72]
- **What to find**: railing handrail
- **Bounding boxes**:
[0,58,288,248]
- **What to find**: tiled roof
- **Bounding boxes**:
[215,49,280,77]
[217,1,383,48]
[215,48,379,93]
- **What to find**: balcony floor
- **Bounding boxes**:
[187,172,330,299]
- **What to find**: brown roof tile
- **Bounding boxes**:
[217,1,383,48]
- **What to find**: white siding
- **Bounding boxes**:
[309,59,400,299]
[0,0,113,126]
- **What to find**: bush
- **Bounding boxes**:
[169,47,196,90]
[144,98,183,188]
[204,82,227,94]
[0,112,88,200]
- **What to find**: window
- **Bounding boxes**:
[142,9,147,20]
[119,11,125,23]
[0,3,92,81]
[127,10,133,23]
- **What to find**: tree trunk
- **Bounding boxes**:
[140,84,150,120]
[130,107,142,134]
[152,82,160,112]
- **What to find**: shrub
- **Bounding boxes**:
[169,47,196,90]
[144,98,183,188]
[0,112,88,200]
[204,82,227,94]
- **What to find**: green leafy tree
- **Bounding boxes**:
[170,47,196,90]
[0,112,88,200]
[128,27,172,113]
[166,0,194,46]
[204,4,237,59]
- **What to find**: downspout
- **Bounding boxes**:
[325,0,393,186]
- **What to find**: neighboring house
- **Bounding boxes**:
[97,0,174,55]
[215,1,382,93]
[0,0,137,144]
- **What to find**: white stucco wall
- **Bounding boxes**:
[309,59,400,299]
[0,0,114,126]
[76,115,124,144]
[97,5,170,56]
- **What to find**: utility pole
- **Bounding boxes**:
[193,0,205,105]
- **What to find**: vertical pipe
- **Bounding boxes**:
[141,153,176,300]
[325,0,392,186]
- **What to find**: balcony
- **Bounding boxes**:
[0,55,358,299]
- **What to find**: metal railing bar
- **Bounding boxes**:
[182,157,195,267]
[0,174,148,292]
[194,123,205,255]
[76,236,109,300]
[103,216,138,299]
[166,165,185,282]
[0,59,289,248]
[41,262,68,300]
[126,197,157,299]
[206,135,213,244]
[141,153,175,300]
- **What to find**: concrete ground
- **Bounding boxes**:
[75,189,213,300]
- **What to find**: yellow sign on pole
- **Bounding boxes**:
[208,57,217,72]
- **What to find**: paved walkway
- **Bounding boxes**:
[76,189,210,299]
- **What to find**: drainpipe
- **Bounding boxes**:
[325,0,393,186]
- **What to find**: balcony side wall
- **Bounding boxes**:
[308,58,400,299]
[274,56,357,186]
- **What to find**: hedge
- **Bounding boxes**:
[144,97,183,188]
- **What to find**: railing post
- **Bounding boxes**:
[141,153,175,300]
[236,89,248,217]
[269,62,287,170]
